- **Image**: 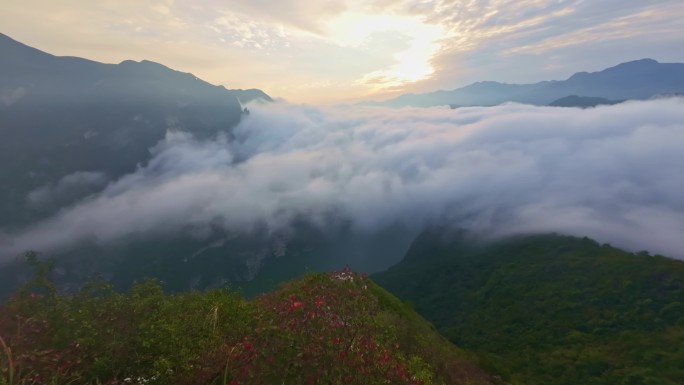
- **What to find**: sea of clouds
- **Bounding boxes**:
[1,98,683,260]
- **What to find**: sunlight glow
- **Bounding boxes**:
[326,13,446,89]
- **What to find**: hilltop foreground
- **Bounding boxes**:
[0,264,499,385]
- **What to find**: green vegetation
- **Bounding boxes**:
[0,258,498,385]
[372,232,684,385]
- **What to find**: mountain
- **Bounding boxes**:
[0,33,271,228]
[0,33,412,300]
[0,267,502,385]
[372,231,684,385]
[367,59,684,108]
[548,95,623,108]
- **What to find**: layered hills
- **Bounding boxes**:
[366,59,684,108]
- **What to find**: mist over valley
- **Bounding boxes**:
[1,3,684,382]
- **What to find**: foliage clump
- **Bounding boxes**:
[0,260,497,385]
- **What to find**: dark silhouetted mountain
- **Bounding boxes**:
[548,95,623,108]
[372,231,684,385]
[0,33,271,227]
[366,58,684,108]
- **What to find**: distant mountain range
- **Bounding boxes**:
[365,59,684,108]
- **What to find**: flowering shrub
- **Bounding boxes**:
[220,269,422,385]
[0,261,497,385]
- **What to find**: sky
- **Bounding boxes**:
[1,1,684,103]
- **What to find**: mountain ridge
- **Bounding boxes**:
[0,33,271,229]
[0,33,272,104]
[365,58,684,108]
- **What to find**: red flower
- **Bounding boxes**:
[293,301,302,308]
[244,342,253,351]
[339,351,347,359]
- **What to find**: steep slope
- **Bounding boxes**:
[368,59,684,108]
[0,34,297,299]
[0,34,409,302]
[0,267,501,385]
[372,231,684,385]
[0,33,270,228]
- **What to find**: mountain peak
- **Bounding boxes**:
[118,59,171,71]
[620,58,658,65]
[606,58,659,70]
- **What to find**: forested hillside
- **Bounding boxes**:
[373,232,684,385]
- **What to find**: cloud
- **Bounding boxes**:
[1,99,684,260]
[26,171,108,211]
[393,0,684,92]
[209,0,347,35]
[3,1,683,102]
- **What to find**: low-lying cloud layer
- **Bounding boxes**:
[2,98,684,260]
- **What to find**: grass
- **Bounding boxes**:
[0,335,15,385]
